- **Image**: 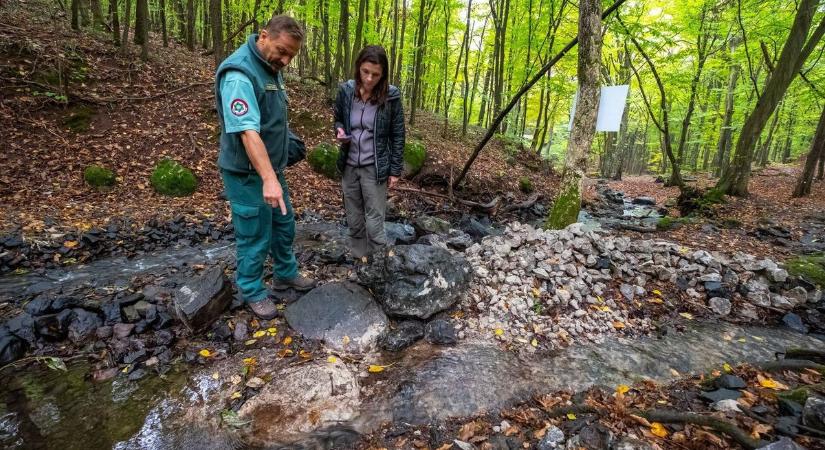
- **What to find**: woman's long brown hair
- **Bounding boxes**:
[354,45,389,105]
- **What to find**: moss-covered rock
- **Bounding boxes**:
[83,165,116,188]
[403,141,426,178]
[518,176,534,194]
[150,159,197,196]
[785,254,825,287]
[307,143,340,180]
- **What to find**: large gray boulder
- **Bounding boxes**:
[284,282,388,352]
[358,244,473,319]
[173,265,232,333]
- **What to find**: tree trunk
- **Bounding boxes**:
[352,0,367,69]
[793,105,825,197]
[186,0,195,50]
[90,0,106,29]
[109,0,121,45]
[717,0,825,196]
[71,0,80,29]
[321,0,332,86]
[461,0,473,136]
[758,101,783,166]
[390,0,399,83]
[409,0,436,125]
[782,111,796,163]
[333,0,350,83]
[135,0,149,60]
[210,0,223,65]
[714,64,740,177]
[202,0,210,49]
[545,0,601,229]
[160,0,168,47]
[121,0,132,49]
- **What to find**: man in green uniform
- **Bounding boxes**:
[215,15,316,319]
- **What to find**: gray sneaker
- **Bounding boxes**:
[248,298,278,319]
[272,275,318,292]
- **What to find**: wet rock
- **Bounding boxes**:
[709,297,731,316]
[173,265,232,333]
[700,388,741,403]
[414,216,451,235]
[778,398,804,416]
[66,309,103,343]
[459,216,498,241]
[445,229,474,251]
[774,416,799,436]
[5,313,36,345]
[715,375,747,390]
[417,234,449,249]
[96,326,113,339]
[122,348,147,365]
[802,396,825,431]
[101,302,122,325]
[632,197,656,206]
[756,437,806,450]
[425,319,458,345]
[238,360,360,445]
[127,368,147,381]
[358,245,473,319]
[612,437,654,450]
[152,311,174,330]
[92,367,118,383]
[385,222,416,245]
[113,323,135,339]
[34,312,70,340]
[771,294,794,310]
[565,424,611,450]
[122,305,141,323]
[768,268,789,283]
[537,425,565,450]
[782,313,808,334]
[380,320,425,352]
[284,282,388,352]
[704,281,729,299]
[233,320,249,342]
[619,284,635,301]
[154,330,175,347]
[0,330,26,364]
[24,297,57,316]
[785,287,808,306]
[133,320,150,335]
[710,398,741,413]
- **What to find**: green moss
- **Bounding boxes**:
[150,159,197,196]
[656,216,692,231]
[785,254,825,287]
[83,165,116,188]
[778,388,810,404]
[62,107,95,132]
[403,141,427,178]
[307,143,340,180]
[518,176,534,194]
[545,181,581,230]
[701,188,727,206]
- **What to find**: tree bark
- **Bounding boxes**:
[160,0,168,47]
[792,105,823,197]
[210,0,223,65]
[109,0,121,45]
[545,0,601,229]
[461,0,474,136]
[717,0,825,196]
[714,63,740,177]
[71,0,80,30]
[135,0,149,60]
[121,0,132,50]
[758,100,783,166]
[353,0,367,69]
[186,0,195,50]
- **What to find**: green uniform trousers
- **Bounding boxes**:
[221,169,298,303]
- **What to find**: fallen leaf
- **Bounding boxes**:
[616,384,630,395]
[458,421,477,441]
[679,312,694,320]
[245,377,265,388]
[494,328,504,336]
[723,363,732,373]
[244,339,257,345]
[230,375,242,385]
[253,330,266,338]
[670,368,681,377]
[221,409,250,428]
[648,297,664,304]
[342,335,351,345]
[211,372,220,380]
[531,338,538,347]
[230,391,242,400]
[566,413,576,420]
[283,336,293,345]
[750,423,772,439]
[504,424,520,436]
[267,327,277,336]
[327,356,338,363]
[368,365,387,373]
[650,422,668,438]
[243,357,257,366]
[652,289,662,296]
[299,350,311,359]
[63,240,78,248]
[757,374,788,390]
[199,349,212,358]
[613,321,626,329]
[277,349,294,358]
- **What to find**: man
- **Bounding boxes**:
[215,15,316,320]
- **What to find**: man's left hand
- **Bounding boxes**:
[388,176,399,189]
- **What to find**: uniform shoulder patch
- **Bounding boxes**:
[230,98,249,116]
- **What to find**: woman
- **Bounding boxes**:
[334,45,405,259]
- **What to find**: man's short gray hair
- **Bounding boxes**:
[263,15,305,42]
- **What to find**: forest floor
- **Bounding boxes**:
[2,1,825,450]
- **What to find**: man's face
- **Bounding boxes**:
[257,30,301,72]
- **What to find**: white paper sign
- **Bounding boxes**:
[568,85,630,132]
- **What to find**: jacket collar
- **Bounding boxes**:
[247,34,276,76]
[345,79,401,101]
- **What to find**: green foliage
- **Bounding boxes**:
[778,387,810,405]
[518,176,534,193]
[307,143,340,180]
[656,216,692,231]
[785,254,825,287]
[545,181,580,230]
[62,107,95,132]
[83,165,116,188]
[150,159,198,196]
[403,141,427,178]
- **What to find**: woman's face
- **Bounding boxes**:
[359,61,383,93]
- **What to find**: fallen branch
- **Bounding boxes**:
[392,186,500,212]
[637,409,766,450]
[781,348,825,362]
[758,359,825,373]
[501,193,541,214]
[543,404,602,418]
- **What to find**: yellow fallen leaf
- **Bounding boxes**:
[670,368,681,377]
[299,350,311,359]
[244,339,257,345]
[199,349,212,358]
[277,349,294,358]
[212,372,220,380]
[750,335,765,342]
[723,363,732,373]
[230,392,242,400]
[283,336,293,345]
[650,422,668,437]
[243,357,257,366]
[531,338,538,347]
[757,374,788,390]
[532,287,540,297]
[327,356,338,363]
[652,289,662,296]
[596,296,603,303]
[267,327,277,333]
[122,365,130,373]
[253,330,266,338]
[679,312,694,320]
[616,384,630,395]
[494,328,504,336]
[648,297,663,304]
[566,413,576,420]
[63,240,79,248]
[342,335,351,345]
[738,338,747,343]
[368,364,390,373]
[613,321,626,329]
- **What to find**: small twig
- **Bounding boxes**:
[637,409,766,449]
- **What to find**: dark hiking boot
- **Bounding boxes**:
[272,275,318,292]
[248,298,278,320]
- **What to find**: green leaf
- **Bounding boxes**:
[42,356,67,372]
[221,409,251,428]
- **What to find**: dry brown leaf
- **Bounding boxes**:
[458,421,477,441]
[503,425,520,436]
[750,423,772,439]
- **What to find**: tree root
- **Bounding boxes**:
[781,348,825,363]
[637,409,766,450]
[758,359,825,373]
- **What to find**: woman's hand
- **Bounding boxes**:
[388,176,399,189]
[336,127,350,142]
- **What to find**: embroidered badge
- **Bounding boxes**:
[230,98,249,116]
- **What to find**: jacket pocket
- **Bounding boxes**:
[231,203,260,238]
